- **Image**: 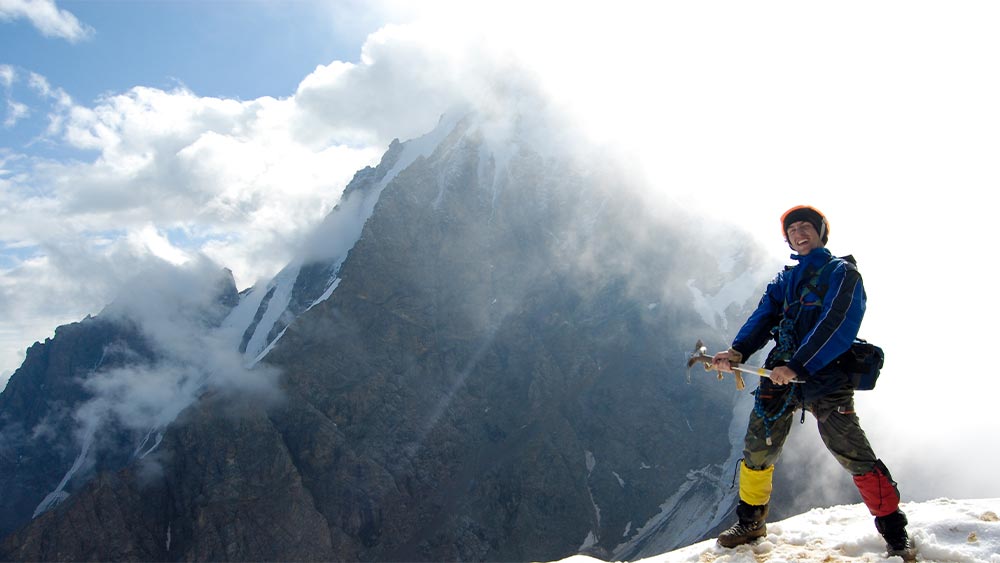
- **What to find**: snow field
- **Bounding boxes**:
[556,498,999,563]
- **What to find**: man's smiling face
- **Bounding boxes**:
[785,220,823,255]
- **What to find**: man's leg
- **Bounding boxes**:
[718,393,795,548]
[814,394,915,561]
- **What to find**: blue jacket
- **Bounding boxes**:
[731,247,866,402]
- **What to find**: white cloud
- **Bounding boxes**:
[0,77,386,388]
[0,234,160,391]
[61,258,283,477]
[130,224,190,266]
[0,84,382,272]
[1,65,30,128]
[292,24,463,145]
[0,64,14,88]
[0,0,94,42]
[0,14,535,338]
[4,99,28,127]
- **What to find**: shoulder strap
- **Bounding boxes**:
[801,255,855,302]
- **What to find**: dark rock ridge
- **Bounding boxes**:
[1,113,760,561]
[0,267,240,540]
[237,137,409,362]
[0,316,154,539]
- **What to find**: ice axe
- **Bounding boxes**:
[686,339,800,390]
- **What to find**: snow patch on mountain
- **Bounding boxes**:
[241,263,301,362]
[583,450,604,549]
[687,267,761,332]
[32,420,97,518]
[232,112,464,363]
[614,392,753,560]
[613,462,738,560]
[229,110,551,365]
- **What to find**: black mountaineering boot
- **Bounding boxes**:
[718,501,768,548]
[875,509,917,562]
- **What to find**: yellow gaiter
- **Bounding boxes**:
[739,463,775,506]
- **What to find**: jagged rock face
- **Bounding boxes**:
[1,116,749,561]
[5,397,337,562]
[260,121,737,561]
[237,138,408,363]
[0,317,155,539]
[0,268,240,542]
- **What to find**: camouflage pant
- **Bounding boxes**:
[742,388,878,476]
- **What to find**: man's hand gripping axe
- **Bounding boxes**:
[686,340,783,390]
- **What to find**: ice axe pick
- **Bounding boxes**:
[686,339,800,390]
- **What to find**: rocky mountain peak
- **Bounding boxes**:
[0,109,768,561]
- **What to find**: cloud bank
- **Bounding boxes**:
[0,0,93,42]
[0,8,547,385]
[88,258,282,429]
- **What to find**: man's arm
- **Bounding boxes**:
[730,272,785,360]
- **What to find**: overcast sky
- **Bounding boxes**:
[2,1,999,501]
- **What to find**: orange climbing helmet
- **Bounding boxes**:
[780,205,830,244]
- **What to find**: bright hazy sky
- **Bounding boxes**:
[2,1,999,501]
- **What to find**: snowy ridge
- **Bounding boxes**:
[133,426,164,459]
[561,498,1000,563]
[686,244,777,334]
[474,124,516,212]
[32,421,97,518]
[230,112,464,364]
[613,463,737,560]
[242,263,302,362]
[580,450,603,552]
[686,269,760,333]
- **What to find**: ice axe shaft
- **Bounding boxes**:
[686,340,802,386]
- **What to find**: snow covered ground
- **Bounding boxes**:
[556,498,999,563]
